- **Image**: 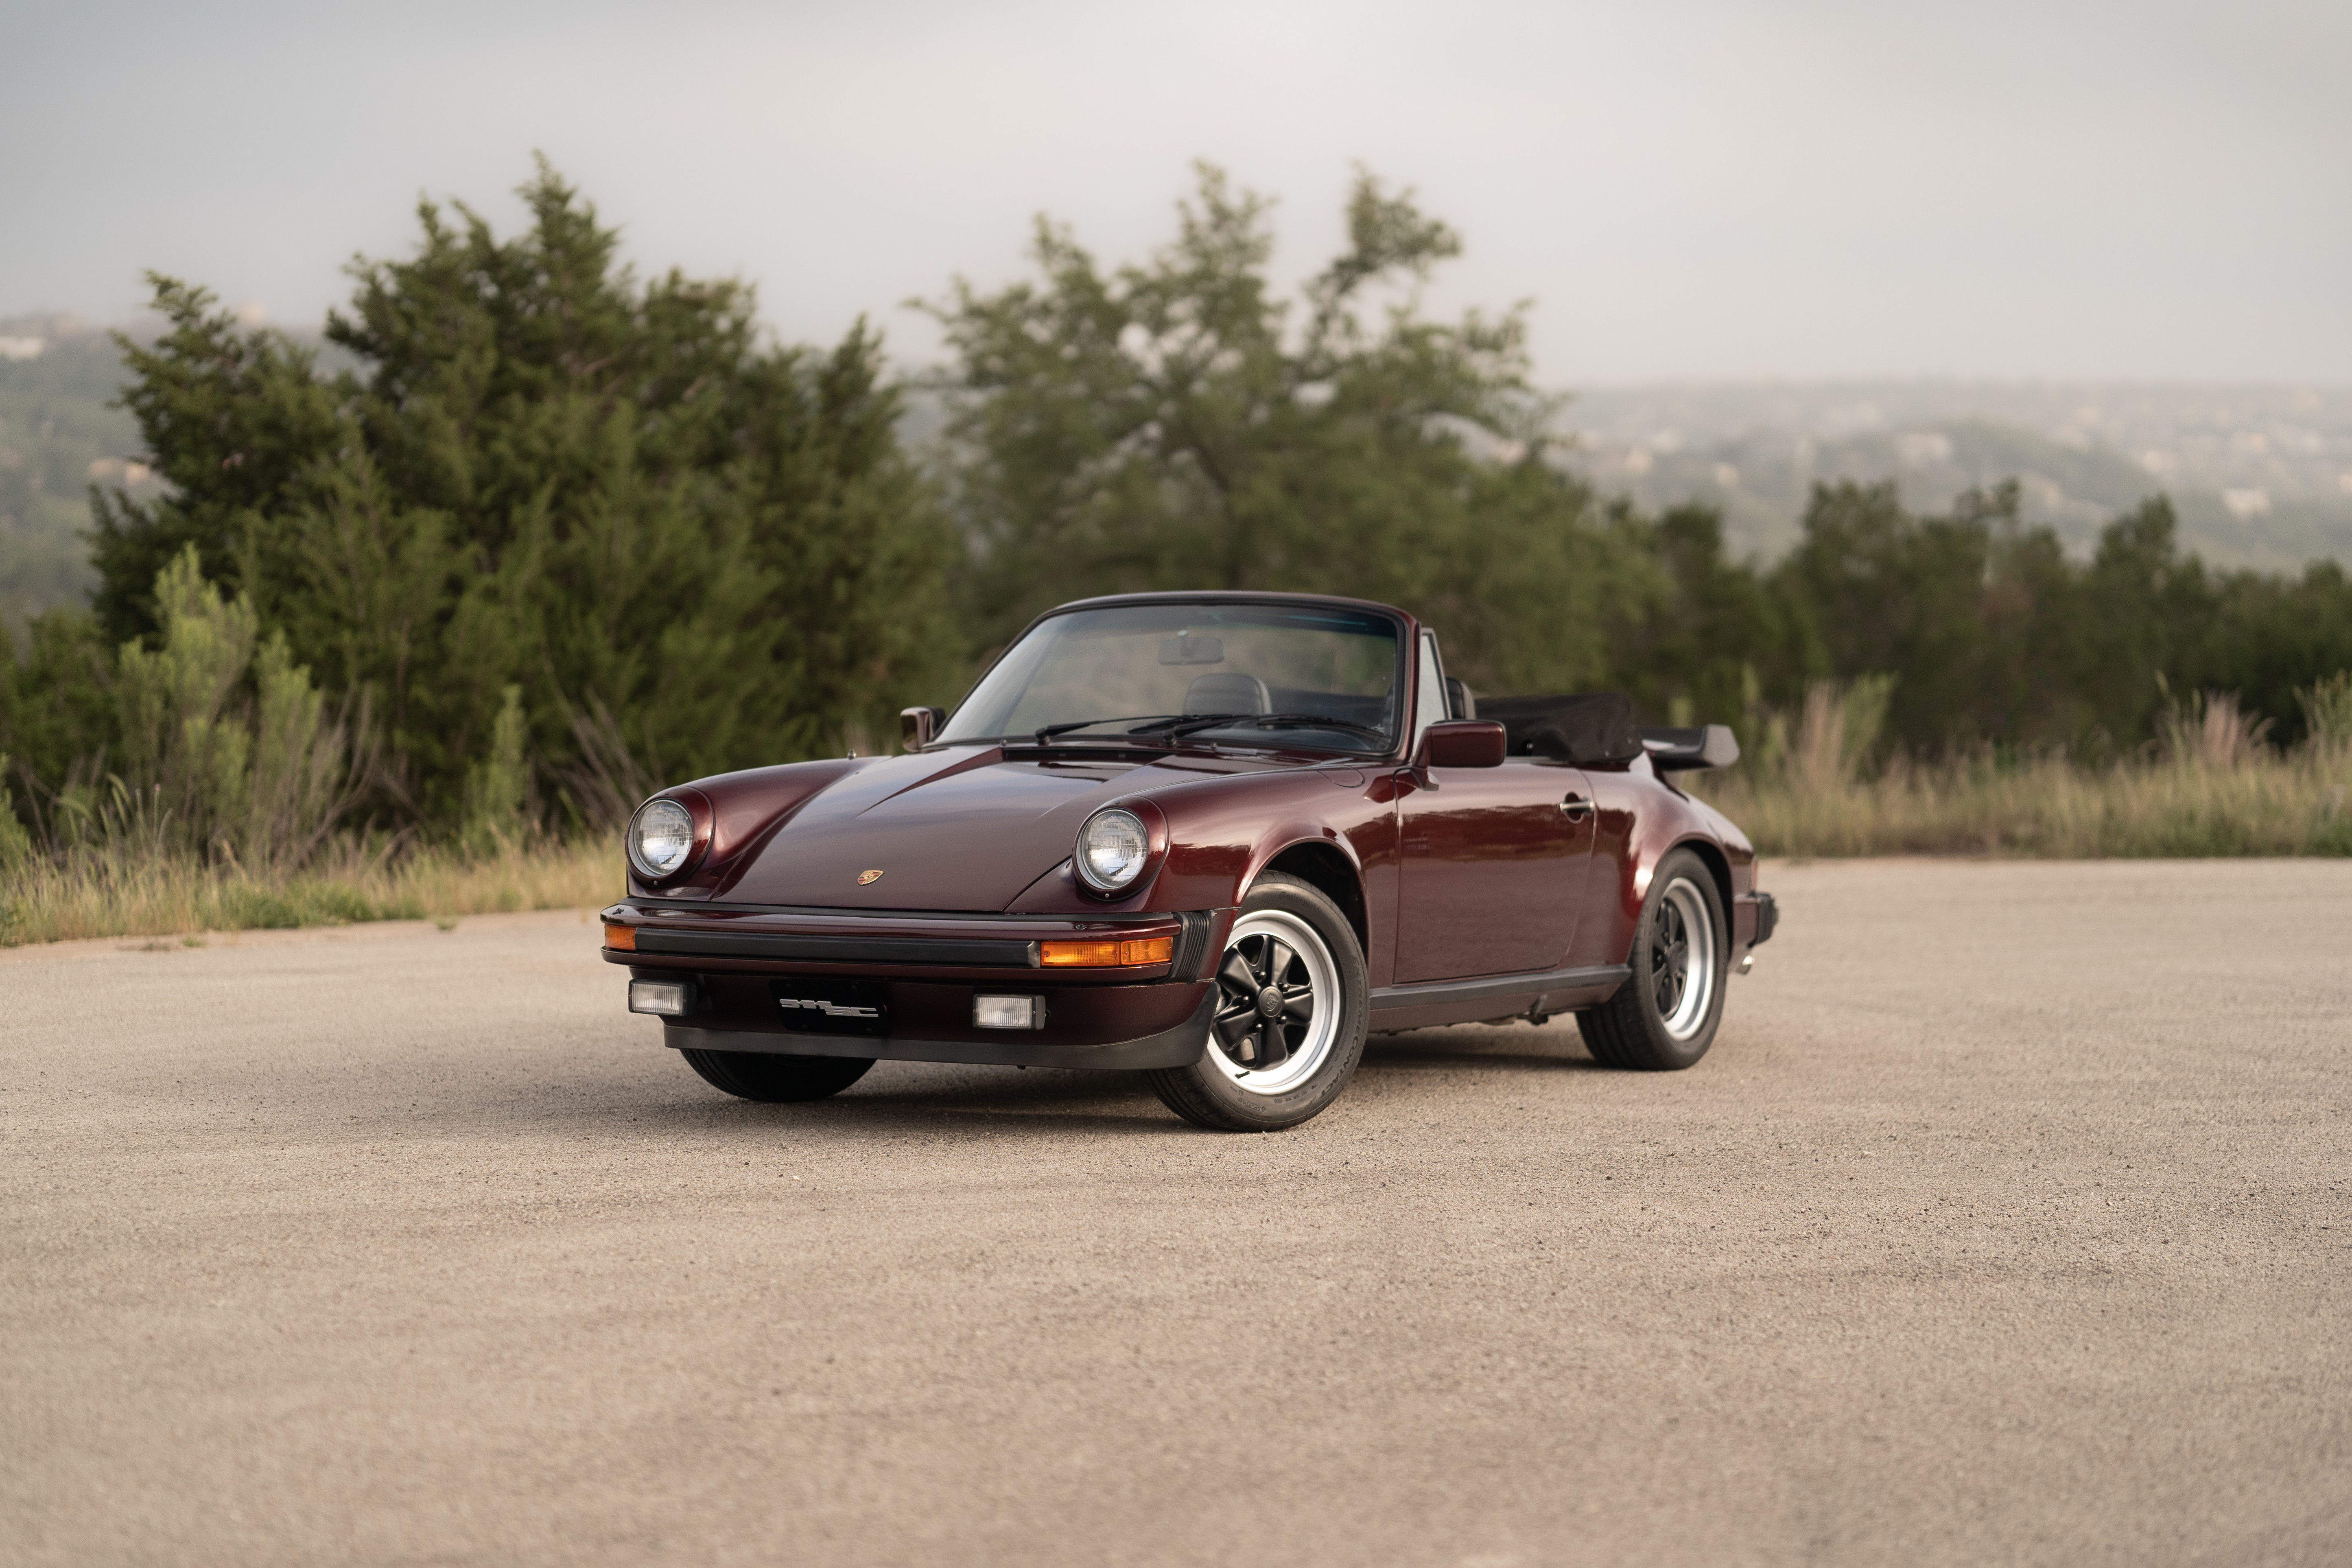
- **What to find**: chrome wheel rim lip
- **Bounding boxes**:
[1207,910,1341,1096]
[1653,876,1717,1041]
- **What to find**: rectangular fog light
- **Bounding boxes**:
[629,978,697,1017]
[973,994,1046,1030]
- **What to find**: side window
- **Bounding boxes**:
[1412,633,1449,750]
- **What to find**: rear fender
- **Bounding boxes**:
[1585,777,1753,967]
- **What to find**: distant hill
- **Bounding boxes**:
[1557,381,2352,569]
[0,315,150,628]
[8,322,2351,632]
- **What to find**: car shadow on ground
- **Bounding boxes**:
[448,1058,1200,1142]
[811,1063,1192,1135]
[348,1028,1608,1146]
[1362,1027,1601,1076]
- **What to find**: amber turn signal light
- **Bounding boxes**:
[1038,936,1174,968]
[603,923,636,951]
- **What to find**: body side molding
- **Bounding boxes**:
[1368,963,1632,1016]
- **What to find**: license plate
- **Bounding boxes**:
[771,978,891,1037]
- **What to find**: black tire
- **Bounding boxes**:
[680,1048,874,1103]
[1578,848,1728,1071]
[1143,871,1369,1132]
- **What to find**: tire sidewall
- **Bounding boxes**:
[1633,851,1728,1069]
[1175,874,1368,1129]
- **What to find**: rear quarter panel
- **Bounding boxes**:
[1565,762,1757,969]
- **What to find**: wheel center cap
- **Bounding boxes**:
[1257,987,1283,1017]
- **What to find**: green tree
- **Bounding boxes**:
[85,161,955,831]
[89,293,342,644]
[0,609,118,838]
[2192,560,2352,748]
[2066,498,2215,752]
[1598,502,1802,732]
[926,163,1661,693]
[1771,480,2015,752]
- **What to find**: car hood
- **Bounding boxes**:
[708,746,1277,911]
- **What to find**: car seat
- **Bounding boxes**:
[1183,672,1272,715]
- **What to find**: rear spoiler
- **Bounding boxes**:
[1640,725,1740,772]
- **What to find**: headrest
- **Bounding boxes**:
[1182,672,1272,715]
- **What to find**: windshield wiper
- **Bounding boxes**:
[1127,711,1254,739]
[1246,713,1392,741]
[1023,710,1388,750]
[1133,711,1392,748]
[1025,714,1184,745]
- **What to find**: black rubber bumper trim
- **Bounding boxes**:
[660,988,1216,1071]
[634,929,1042,967]
[1170,911,1214,981]
[620,898,1180,923]
[1369,963,1632,1016]
[1749,890,1778,947]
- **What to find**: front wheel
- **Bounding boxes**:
[1578,848,1727,1071]
[1143,872,1368,1132]
[680,1048,873,1103]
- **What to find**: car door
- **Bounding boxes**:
[1391,635,1598,983]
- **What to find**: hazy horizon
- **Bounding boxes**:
[4,0,2347,387]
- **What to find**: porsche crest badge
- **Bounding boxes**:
[857,869,885,886]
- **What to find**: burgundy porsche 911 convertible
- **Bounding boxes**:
[601,591,1776,1131]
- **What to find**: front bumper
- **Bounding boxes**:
[602,901,1223,1071]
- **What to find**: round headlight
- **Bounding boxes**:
[629,798,698,880]
[1075,808,1151,893]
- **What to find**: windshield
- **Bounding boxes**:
[938,601,1406,756]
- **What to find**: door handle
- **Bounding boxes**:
[1559,793,1592,821]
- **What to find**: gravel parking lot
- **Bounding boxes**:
[4,859,2348,1566]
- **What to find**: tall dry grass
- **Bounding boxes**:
[1692,676,2352,859]
[8,673,2349,947]
[0,837,621,948]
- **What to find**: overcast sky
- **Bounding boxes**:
[4,0,2346,384]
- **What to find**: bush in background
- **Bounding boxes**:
[1694,674,2352,858]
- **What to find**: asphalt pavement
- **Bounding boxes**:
[4,859,2348,1567]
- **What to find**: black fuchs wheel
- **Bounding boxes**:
[680,1048,874,1103]
[1143,871,1369,1132]
[1578,848,1728,1071]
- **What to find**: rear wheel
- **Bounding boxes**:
[1578,848,1727,1071]
[1143,872,1367,1132]
[680,1048,873,1103]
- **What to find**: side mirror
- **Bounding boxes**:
[1419,720,1506,770]
[900,706,946,751]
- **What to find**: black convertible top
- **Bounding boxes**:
[1474,692,1646,765]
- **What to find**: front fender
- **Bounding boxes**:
[630,757,868,899]
[1003,767,1384,921]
